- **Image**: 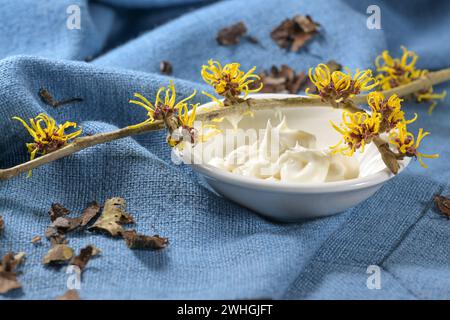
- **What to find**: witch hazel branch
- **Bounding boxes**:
[2,48,449,180]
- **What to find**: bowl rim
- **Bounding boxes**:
[190,93,411,194]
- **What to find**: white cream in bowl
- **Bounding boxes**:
[206,116,359,183]
[181,94,410,221]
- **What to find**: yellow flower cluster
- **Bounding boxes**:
[129,80,220,147]
[375,46,446,113]
[389,123,438,168]
[331,111,381,156]
[367,92,417,130]
[130,60,263,144]
[173,103,220,147]
[13,113,82,175]
[128,80,197,128]
[331,91,438,167]
[178,103,198,129]
[166,102,200,147]
[307,63,378,103]
[201,59,263,106]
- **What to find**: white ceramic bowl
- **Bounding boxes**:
[190,94,410,222]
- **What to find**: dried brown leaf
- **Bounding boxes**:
[49,203,70,222]
[257,65,307,94]
[0,272,20,294]
[324,60,342,73]
[217,22,247,46]
[43,244,74,265]
[80,201,101,227]
[247,35,260,45]
[435,195,450,217]
[271,15,320,52]
[45,226,67,245]
[160,61,173,75]
[45,202,100,245]
[31,235,42,244]
[0,215,4,233]
[122,230,168,250]
[39,88,56,106]
[39,88,83,108]
[0,252,25,294]
[45,216,79,245]
[52,216,82,232]
[253,60,341,95]
[5,252,25,272]
[56,289,81,300]
[70,244,101,271]
[372,137,400,174]
[89,197,134,237]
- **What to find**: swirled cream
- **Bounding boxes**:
[206,117,359,183]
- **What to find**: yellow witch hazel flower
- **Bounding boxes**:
[375,46,447,113]
[389,122,439,168]
[178,103,198,129]
[307,63,378,104]
[130,80,218,148]
[166,103,200,147]
[330,111,382,156]
[13,113,82,175]
[201,59,263,106]
[367,92,417,131]
[416,87,446,113]
[375,46,419,80]
[331,92,437,170]
[168,103,220,148]
[128,80,196,128]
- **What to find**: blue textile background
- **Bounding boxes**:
[0,0,449,299]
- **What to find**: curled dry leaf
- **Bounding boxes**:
[31,235,42,244]
[43,244,74,265]
[45,225,67,245]
[70,245,101,271]
[0,215,4,233]
[38,88,57,106]
[52,216,82,232]
[43,202,102,266]
[217,22,247,46]
[45,202,101,245]
[160,61,173,75]
[89,197,134,237]
[435,195,450,218]
[246,35,260,45]
[252,61,341,95]
[45,217,77,245]
[48,203,70,222]
[122,230,168,250]
[11,252,25,269]
[323,60,342,73]
[49,203,70,222]
[56,289,81,300]
[258,65,307,94]
[373,138,400,174]
[80,201,101,227]
[0,252,25,294]
[38,88,83,108]
[271,15,320,52]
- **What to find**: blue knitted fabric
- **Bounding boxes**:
[0,0,449,300]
